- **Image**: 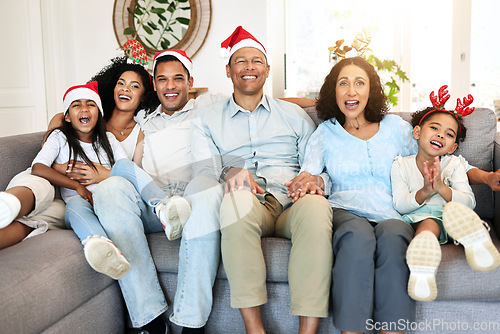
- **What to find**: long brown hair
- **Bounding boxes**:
[316,57,388,124]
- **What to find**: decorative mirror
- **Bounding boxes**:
[113,0,212,61]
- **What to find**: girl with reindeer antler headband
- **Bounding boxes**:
[391,85,500,302]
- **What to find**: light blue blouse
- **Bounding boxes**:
[301,114,418,222]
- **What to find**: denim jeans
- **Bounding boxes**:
[94,159,223,328]
[65,196,106,241]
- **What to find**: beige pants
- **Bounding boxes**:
[7,169,66,238]
[220,191,333,317]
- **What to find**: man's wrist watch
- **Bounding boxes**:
[219,166,232,182]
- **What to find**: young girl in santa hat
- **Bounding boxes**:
[0,40,157,251]
[30,81,134,279]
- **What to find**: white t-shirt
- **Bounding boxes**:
[32,130,128,202]
[119,123,141,159]
[135,93,226,187]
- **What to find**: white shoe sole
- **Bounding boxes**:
[443,202,500,272]
[0,200,13,229]
[84,237,130,280]
[159,196,191,240]
[0,192,21,229]
[406,231,441,302]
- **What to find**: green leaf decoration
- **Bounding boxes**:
[124,27,137,35]
[171,33,180,42]
[155,0,170,3]
[143,26,153,34]
[178,0,189,2]
[127,7,133,14]
[147,21,159,30]
[167,2,177,13]
[176,17,190,25]
[135,7,143,15]
[150,7,166,14]
[179,7,191,10]
[158,12,167,21]
[161,39,171,49]
[145,36,156,48]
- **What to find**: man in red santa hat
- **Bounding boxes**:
[191,26,333,334]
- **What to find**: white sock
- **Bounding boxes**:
[0,191,22,229]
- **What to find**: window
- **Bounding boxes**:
[284,0,499,113]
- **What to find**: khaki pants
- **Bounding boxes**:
[220,191,333,317]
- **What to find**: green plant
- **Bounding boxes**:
[365,52,409,107]
[124,0,191,50]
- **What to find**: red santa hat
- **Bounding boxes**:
[63,81,103,115]
[152,49,193,77]
[220,26,267,59]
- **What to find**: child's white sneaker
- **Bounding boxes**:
[406,231,441,302]
[0,192,21,229]
[155,195,191,240]
[443,202,500,272]
[82,235,130,280]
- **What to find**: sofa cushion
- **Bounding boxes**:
[0,229,122,333]
[149,233,291,283]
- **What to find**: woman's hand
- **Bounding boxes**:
[223,167,265,195]
[285,171,325,203]
[76,184,93,205]
[66,161,110,186]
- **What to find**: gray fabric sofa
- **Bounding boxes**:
[1,108,500,334]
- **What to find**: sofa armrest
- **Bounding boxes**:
[0,131,45,190]
[494,132,500,236]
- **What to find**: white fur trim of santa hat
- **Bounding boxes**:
[63,81,103,115]
[220,26,267,59]
[153,49,193,77]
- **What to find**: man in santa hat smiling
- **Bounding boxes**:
[191,26,333,334]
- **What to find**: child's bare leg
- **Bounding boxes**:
[0,187,36,249]
[406,218,441,302]
[414,218,440,238]
[0,221,34,249]
[5,186,36,218]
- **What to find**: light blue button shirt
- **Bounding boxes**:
[191,94,317,208]
[301,114,418,222]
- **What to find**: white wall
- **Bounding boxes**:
[41,0,281,120]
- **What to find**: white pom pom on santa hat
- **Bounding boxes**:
[63,81,103,115]
[220,26,267,59]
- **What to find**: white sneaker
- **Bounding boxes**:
[406,231,441,302]
[154,196,191,240]
[0,192,21,229]
[443,202,500,272]
[82,236,130,280]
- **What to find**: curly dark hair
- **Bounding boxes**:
[411,107,467,144]
[316,57,388,124]
[89,56,159,121]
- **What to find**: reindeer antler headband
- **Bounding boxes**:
[328,31,371,60]
[418,85,475,132]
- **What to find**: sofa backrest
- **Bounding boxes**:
[304,107,497,219]
[0,108,496,219]
[0,131,45,190]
